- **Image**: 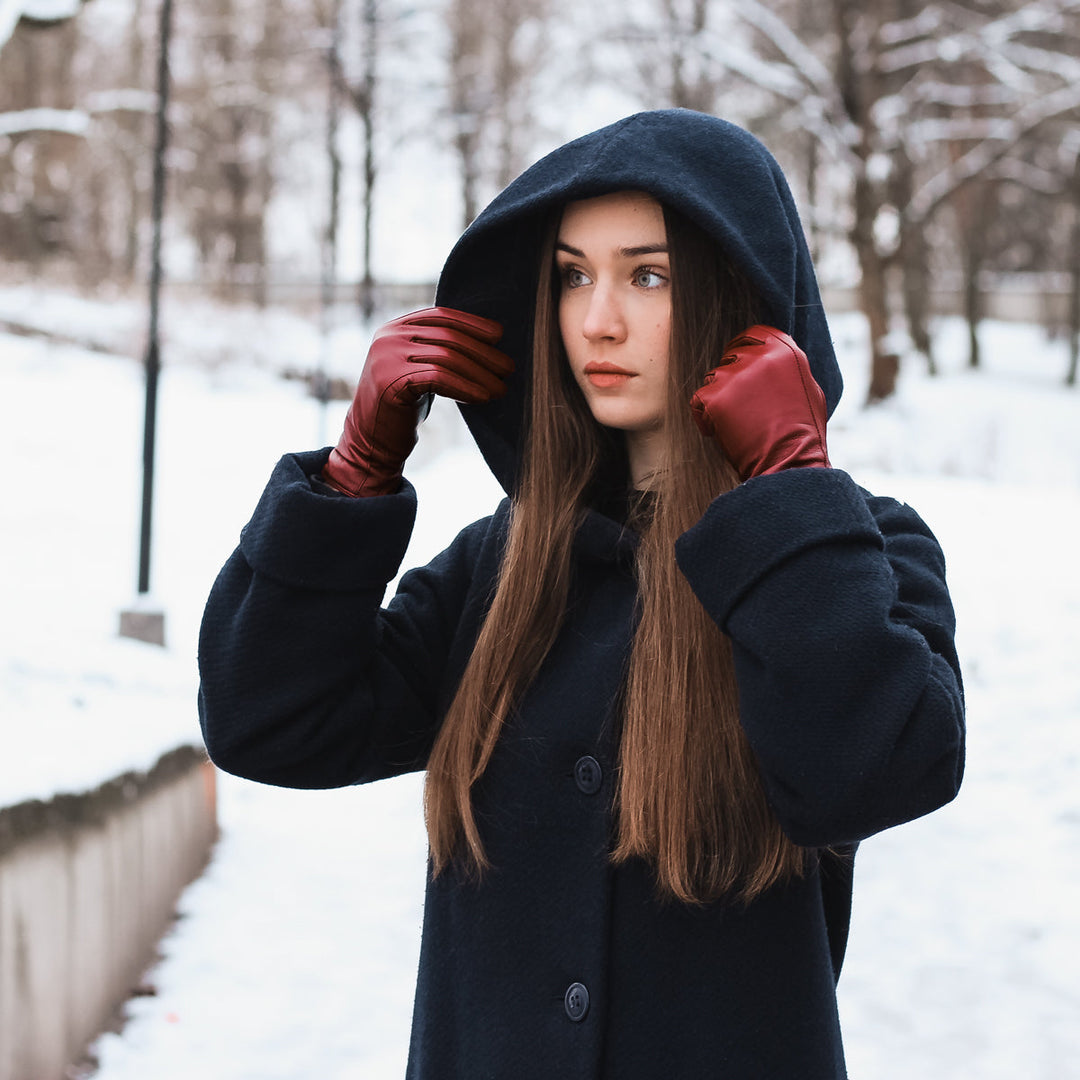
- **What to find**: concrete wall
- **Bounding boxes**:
[0,746,217,1080]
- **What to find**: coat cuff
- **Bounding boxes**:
[674,468,884,628]
[239,449,417,591]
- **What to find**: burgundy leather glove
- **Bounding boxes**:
[690,324,831,481]
[322,307,513,497]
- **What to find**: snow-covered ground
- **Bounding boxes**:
[2,291,1078,1078]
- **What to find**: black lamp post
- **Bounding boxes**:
[119,0,173,646]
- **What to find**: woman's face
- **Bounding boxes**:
[556,191,671,440]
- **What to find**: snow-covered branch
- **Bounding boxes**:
[717,0,863,163]
[0,0,82,52]
[997,40,1080,85]
[707,35,858,164]
[878,0,1080,87]
[907,79,1080,225]
[904,81,1019,110]
[0,91,155,137]
[966,1,1080,90]
[0,106,89,136]
[732,0,835,100]
[83,88,157,115]
[991,156,1065,196]
[980,0,1080,45]
[877,30,1038,98]
[1061,127,1080,166]
[707,37,803,100]
[905,116,1027,145]
[878,8,945,47]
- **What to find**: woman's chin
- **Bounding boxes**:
[587,404,664,434]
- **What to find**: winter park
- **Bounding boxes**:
[2,1,1080,1078]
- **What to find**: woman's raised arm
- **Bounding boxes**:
[197,448,501,790]
[676,466,965,848]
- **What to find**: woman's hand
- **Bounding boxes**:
[690,324,831,481]
[322,307,513,497]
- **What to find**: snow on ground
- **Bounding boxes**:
[2,292,1078,1078]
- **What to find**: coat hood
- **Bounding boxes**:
[435,108,841,496]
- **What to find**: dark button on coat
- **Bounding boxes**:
[574,756,603,796]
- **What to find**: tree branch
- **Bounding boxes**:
[0,106,89,135]
[906,81,1080,226]
[1,0,83,52]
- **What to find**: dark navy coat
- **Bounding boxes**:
[198,111,965,1078]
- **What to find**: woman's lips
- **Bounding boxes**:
[584,363,635,388]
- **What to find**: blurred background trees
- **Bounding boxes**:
[1,0,1078,396]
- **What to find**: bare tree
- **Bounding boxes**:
[657,0,715,112]
[308,0,343,418]
[169,0,288,302]
[445,0,552,230]
[446,0,486,228]
[335,0,379,317]
[710,0,1080,401]
[0,8,85,268]
[1069,140,1080,387]
[593,0,732,116]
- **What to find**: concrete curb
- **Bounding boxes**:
[0,746,218,1080]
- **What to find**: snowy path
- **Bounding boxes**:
[3,311,1078,1078]
[91,773,430,1080]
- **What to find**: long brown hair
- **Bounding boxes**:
[424,198,808,903]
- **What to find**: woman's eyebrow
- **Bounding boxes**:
[554,241,669,257]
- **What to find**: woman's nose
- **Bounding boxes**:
[582,283,626,342]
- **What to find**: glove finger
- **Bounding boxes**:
[388,364,507,406]
[723,330,767,353]
[698,362,740,396]
[435,374,508,405]
[408,326,514,377]
[688,392,715,438]
[401,307,504,345]
[403,341,513,395]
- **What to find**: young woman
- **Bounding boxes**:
[198,110,965,1078]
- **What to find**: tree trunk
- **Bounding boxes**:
[894,144,935,374]
[960,182,992,370]
[122,0,146,283]
[358,0,377,321]
[317,0,343,424]
[323,0,343,325]
[493,0,518,190]
[1068,153,1079,388]
[863,264,897,403]
[853,172,896,403]
[902,233,935,375]
[964,243,982,370]
[447,0,487,231]
[806,132,820,264]
[832,0,896,404]
[455,128,480,230]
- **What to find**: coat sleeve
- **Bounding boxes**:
[674,466,965,848]
[197,449,494,789]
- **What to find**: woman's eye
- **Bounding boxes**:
[561,267,591,289]
[633,267,667,289]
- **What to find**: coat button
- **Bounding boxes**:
[564,982,590,1022]
[574,755,602,795]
